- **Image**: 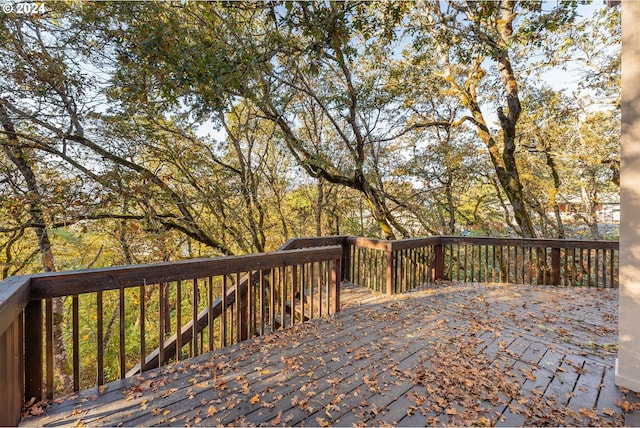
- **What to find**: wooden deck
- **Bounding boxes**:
[20,282,640,427]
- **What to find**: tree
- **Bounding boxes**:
[405,1,583,238]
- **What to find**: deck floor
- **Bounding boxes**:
[21,282,640,427]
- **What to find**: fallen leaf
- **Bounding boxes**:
[29,406,44,416]
[315,417,330,427]
[579,407,598,419]
[476,416,491,427]
[250,394,260,405]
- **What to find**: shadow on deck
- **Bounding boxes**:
[20,283,640,427]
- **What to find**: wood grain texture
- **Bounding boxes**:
[20,283,634,428]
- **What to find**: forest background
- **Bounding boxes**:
[0,0,620,277]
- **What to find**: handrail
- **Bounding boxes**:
[0,275,30,340]
[0,235,620,426]
[129,236,352,376]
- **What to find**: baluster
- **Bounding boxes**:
[176,280,183,358]
[301,264,306,323]
[331,258,340,314]
[563,248,568,287]
[319,263,324,317]
[611,249,616,288]
[291,265,297,327]
[326,261,331,315]
[97,291,104,384]
[603,248,608,287]
[139,285,146,371]
[44,298,53,399]
[158,285,165,367]
[280,266,286,329]
[470,245,475,283]
[512,246,516,284]
[587,248,593,287]
[208,277,214,351]
[595,249,600,287]
[220,277,226,347]
[193,278,199,356]
[72,295,79,391]
[579,248,585,287]
[259,270,265,335]
[118,288,125,379]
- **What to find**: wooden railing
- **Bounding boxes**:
[0,245,342,426]
[339,236,619,293]
[0,235,619,426]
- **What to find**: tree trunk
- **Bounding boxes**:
[316,178,324,236]
[544,148,566,239]
[0,102,73,392]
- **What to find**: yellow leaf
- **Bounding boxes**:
[445,407,458,415]
[476,416,491,427]
[579,407,598,419]
[250,394,260,405]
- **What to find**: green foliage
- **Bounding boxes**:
[0,1,621,389]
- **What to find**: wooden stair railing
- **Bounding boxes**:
[126,279,251,377]
[129,236,350,377]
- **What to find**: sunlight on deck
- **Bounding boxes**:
[20,283,640,427]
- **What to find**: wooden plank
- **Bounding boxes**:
[545,355,581,406]
[0,275,30,337]
[0,318,22,426]
[193,278,200,356]
[24,300,42,404]
[23,312,366,425]
[119,287,126,380]
[73,295,80,391]
[386,248,394,295]
[279,236,348,251]
[495,340,551,425]
[97,291,104,386]
[389,237,438,252]
[439,236,618,251]
[244,321,437,427]
[96,306,406,427]
[20,283,631,428]
[139,285,146,372]
[29,246,343,299]
[567,359,604,424]
[45,298,53,399]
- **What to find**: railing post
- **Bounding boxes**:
[433,243,444,282]
[238,281,249,342]
[341,240,351,283]
[385,244,395,295]
[0,317,23,426]
[24,300,43,405]
[331,258,341,313]
[552,247,561,286]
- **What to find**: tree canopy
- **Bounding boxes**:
[0,0,620,276]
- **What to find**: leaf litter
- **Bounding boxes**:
[21,283,632,427]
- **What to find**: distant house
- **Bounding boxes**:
[556,192,620,223]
